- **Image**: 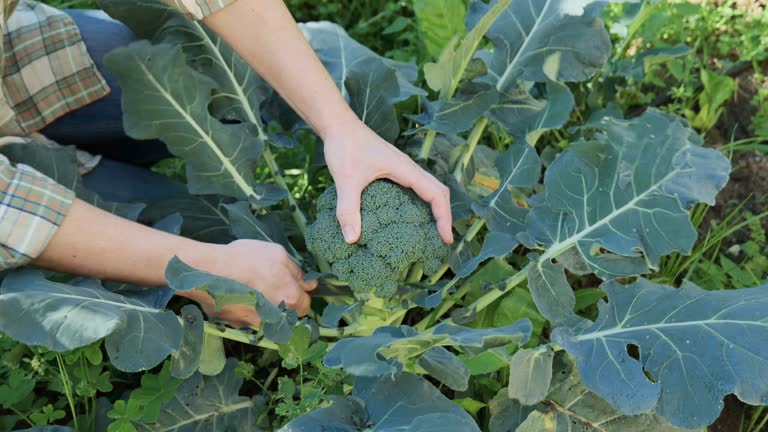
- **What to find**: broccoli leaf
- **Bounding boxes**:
[224,202,298,259]
[132,358,267,431]
[474,141,541,236]
[0,271,181,372]
[279,373,480,431]
[489,350,698,432]
[525,110,730,322]
[613,44,691,81]
[104,41,285,205]
[507,346,554,405]
[405,86,498,135]
[451,232,519,279]
[467,0,612,91]
[488,80,575,143]
[171,305,204,379]
[554,279,768,429]
[300,22,425,142]
[423,0,512,99]
[100,0,178,39]
[413,0,467,60]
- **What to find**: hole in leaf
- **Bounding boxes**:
[626,343,640,360]
[643,368,656,383]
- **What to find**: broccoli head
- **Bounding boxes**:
[306,180,450,299]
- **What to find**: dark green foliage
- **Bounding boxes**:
[306,180,449,298]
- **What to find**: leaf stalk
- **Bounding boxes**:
[453,117,489,182]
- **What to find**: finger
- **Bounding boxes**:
[335,182,364,244]
[285,258,317,291]
[285,258,304,281]
[389,162,454,244]
[293,291,311,316]
[302,278,318,292]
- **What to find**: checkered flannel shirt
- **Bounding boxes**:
[0,0,233,268]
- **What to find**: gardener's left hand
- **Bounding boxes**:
[323,120,454,246]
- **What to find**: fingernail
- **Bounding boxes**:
[342,225,356,242]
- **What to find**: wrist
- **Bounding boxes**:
[172,239,225,280]
[317,110,365,143]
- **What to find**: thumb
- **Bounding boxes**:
[335,183,363,244]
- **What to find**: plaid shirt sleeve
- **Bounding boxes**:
[160,0,237,20]
[0,0,110,136]
[0,153,74,269]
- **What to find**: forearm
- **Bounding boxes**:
[203,0,359,140]
[33,199,217,287]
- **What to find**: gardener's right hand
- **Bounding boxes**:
[177,240,317,328]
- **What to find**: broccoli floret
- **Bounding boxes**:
[331,250,398,298]
[306,180,450,299]
[305,212,354,262]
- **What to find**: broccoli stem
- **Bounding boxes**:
[262,145,307,234]
[203,321,279,350]
[317,324,367,337]
[417,130,438,161]
[420,262,534,331]
[453,117,489,182]
[406,262,424,283]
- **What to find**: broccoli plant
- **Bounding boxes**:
[306,180,448,299]
[0,0,765,431]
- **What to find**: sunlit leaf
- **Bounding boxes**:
[525,110,730,322]
[0,271,181,372]
[105,42,284,205]
[554,279,768,429]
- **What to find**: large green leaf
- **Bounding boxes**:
[133,358,267,431]
[424,0,513,99]
[451,233,519,279]
[104,41,284,205]
[523,110,730,322]
[0,271,181,372]
[171,305,204,379]
[467,0,612,92]
[169,19,270,126]
[299,22,425,142]
[507,346,554,405]
[489,351,698,432]
[345,56,402,143]
[474,141,541,235]
[103,0,268,126]
[554,279,768,429]
[488,80,575,143]
[413,0,466,59]
[406,85,498,136]
[280,373,480,431]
